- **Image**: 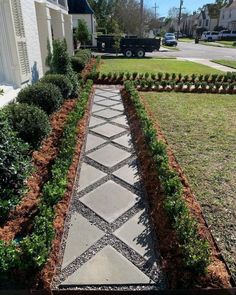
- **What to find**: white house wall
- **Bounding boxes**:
[21,0,43,82]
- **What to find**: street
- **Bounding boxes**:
[151,41,236,60]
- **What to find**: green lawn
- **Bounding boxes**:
[99,58,221,75]
[178,38,194,43]
[142,92,236,280]
[212,59,236,70]
[200,40,236,48]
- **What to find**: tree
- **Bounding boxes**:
[76,19,90,46]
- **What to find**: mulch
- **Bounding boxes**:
[0,99,77,242]
[36,88,94,290]
[121,89,232,289]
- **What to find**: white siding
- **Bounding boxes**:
[21,0,43,82]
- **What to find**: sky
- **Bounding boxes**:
[146,0,216,17]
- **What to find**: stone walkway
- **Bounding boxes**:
[54,87,166,291]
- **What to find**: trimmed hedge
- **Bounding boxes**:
[40,74,73,99]
[124,81,210,274]
[17,83,63,115]
[0,118,32,221]
[3,103,51,149]
[71,49,92,73]
[0,80,93,277]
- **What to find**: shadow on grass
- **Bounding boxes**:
[100,55,153,60]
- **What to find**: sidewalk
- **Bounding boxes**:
[178,58,235,72]
[54,86,166,291]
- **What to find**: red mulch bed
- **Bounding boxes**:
[121,89,232,289]
[81,58,97,80]
[36,89,94,290]
[0,100,77,242]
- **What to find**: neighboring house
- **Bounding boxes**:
[68,0,97,47]
[219,0,236,30]
[198,4,221,31]
[0,0,73,106]
[180,13,199,37]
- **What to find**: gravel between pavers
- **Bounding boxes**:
[52,86,167,291]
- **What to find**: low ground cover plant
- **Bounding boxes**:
[124,81,210,274]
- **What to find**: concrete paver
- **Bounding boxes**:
[112,133,132,148]
[62,214,104,269]
[92,123,126,138]
[94,108,122,119]
[62,246,153,285]
[57,87,165,290]
[87,144,131,168]
[80,181,139,223]
[85,133,106,152]
[78,163,106,192]
[113,163,140,187]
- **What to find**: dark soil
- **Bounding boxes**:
[121,89,232,289]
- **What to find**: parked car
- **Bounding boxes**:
[218,30,236,41]
[162,35,178,46]
[200,31,219,41]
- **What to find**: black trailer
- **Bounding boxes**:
[96,35,161,57]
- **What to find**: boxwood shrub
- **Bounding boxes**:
[17,83,63,115]
[0,117,32,220]
[40,74,72,100]
[4,103,51,149]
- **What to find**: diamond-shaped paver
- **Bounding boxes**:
[112,133,132,148]
[80,181,139,223]
[89,116,106,128]
[111,104,124,112]
[96,100,119,107]
[92,123,126,138]
[62,214,104,269]
[112,116,128,127]
[78,163,106,191]
[92,104,106,113]
[85,134,106,152]
[87,144,131,168]
[96,92,119,98]
[110,95,122,101]
[93,95,106,103]
[113,163,140,187]
[61,246,152,285]
[95,109,122,119]
[114,210,156,262]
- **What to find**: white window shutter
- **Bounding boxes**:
[11,0,30,83]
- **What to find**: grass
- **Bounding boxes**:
[200,40,236,48]
[178,38,194,43]
[162,45,180,51]
[99,58,222,75]
[212,59,236,70]
[142,92,236,281]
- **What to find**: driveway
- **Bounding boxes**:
[150,41,236,60]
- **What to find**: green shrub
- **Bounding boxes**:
[0,118,32,219]
[40,74,72,99]
[50,39,71,75]
[67,70,79,98]
[17,83,63,115]
[4,103,51,149]
[124,81,210,274]
[71,49,91,73]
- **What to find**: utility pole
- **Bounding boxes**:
[153,2,158,19]
[177,0,183,40]
[140,0,144,37]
